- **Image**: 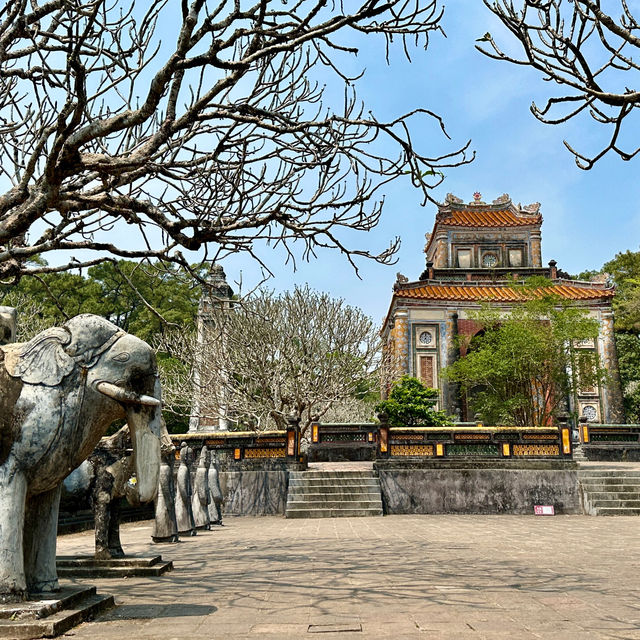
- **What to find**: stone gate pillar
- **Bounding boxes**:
[600,310,625,423]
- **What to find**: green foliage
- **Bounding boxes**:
[603,250,640,333]
[568,269,602,282]
[441,296,607,427]
[375,376,452,427]
[613,332,640,422]
[0,259,202,431]
[0,260,203,342]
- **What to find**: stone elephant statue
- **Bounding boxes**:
[0,314,168,602]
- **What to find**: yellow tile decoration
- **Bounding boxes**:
[562,428,571,454]
[582,425,590,443]
[522,433,558,441]
[244,448,286,458]
[455,433,491,441]
[512,444,560,456]
[392,434,424,441]
[390,444,434,456]
[436,443,444,456]
[502,443,510,456]
[312,424,319,443]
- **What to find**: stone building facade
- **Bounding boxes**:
[381,193,624,424]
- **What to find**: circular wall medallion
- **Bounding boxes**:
[418,331,433,345]
[482,253,498,267]
[582,405,597,422]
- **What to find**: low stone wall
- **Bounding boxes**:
[583,445,640,462]
[375,462,581,515]
[219,471,288,516]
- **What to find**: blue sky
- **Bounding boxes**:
[220,3,640,326]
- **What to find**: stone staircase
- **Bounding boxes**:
[285,470,384,518]
[572,443,587,462]
[579,470,640,515]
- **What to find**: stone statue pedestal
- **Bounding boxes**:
[0,584,113,638]
[56,555,173,578]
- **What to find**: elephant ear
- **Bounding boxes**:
[10,327,75,385]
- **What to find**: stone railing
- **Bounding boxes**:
[170,425,303,468]
[309,421,573,461]
[580,422,640,444]
[379,425,571,459]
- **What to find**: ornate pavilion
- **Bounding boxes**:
[381,192,624,424]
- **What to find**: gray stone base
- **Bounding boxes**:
[220,471,288,516]
[0,585,114,639]
[376,465,581,515]
[56,555,173,578]
[583,445,640,462]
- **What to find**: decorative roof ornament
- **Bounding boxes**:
[492,194,511,205]
[445,193,463,205]
[470,192,486,205]
[522,202,541,214]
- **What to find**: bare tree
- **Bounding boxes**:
[478,0,640,168]
[159,285,380,435]
[0,0,471,284]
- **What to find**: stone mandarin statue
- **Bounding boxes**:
[192,447,211,530]
[0,313,167,602]
[207,449,224,526]
[152,438,179,543]
[175,441,197,536]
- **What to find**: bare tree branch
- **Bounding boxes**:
[478,0,640,168]
[0,0,471,282]
[158,285,381,435]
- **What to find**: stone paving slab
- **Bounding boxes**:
[55,515,640,639]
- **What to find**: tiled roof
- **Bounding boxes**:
[396,284,613,302]
[438,209,542,227]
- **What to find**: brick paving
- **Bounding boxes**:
[56,514,640,639]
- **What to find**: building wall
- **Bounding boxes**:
[391,300,624,424]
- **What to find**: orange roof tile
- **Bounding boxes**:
[438,209,541,227]
[397,284,613,302]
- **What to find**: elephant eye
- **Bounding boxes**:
[112,352,130,362]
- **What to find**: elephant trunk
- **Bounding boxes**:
[126,405,162,505]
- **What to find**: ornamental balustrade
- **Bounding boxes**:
[579,422,640,445]
[169,421,301,463]
[311,420,573,460]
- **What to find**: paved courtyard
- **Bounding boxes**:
[58,514,640,639]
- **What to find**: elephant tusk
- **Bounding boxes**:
[96,381,161,407]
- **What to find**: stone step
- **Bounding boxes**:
[0,586,114,639]
[595,507,640,516]
[288,484,380,494]
[287,490,382,500]
[286,507,383,518]
[578,471,640,478]
[287,499,383,510]
[289,471,377,479]
[57,561,173,579]
[579,482,640,492]
[583,491,640,501]
[588,499,640,508]
[289,478,380,487]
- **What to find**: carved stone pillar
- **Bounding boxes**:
[442,311,461,418]
[600,310,625,423]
